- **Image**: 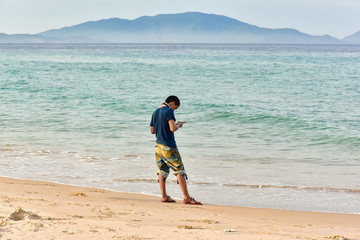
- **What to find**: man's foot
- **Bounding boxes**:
[183,197,202,205]
[161,196,176,203]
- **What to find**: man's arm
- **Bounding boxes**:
[150,126,155,134]
[168,120,186,132]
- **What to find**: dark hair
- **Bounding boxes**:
[165,95,180,106]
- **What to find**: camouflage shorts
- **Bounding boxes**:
[155,143,187,179]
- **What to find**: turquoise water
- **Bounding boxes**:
[1,44,359,213]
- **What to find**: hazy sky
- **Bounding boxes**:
[0,0,359,39]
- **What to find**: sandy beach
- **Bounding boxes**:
[0,177,359,240]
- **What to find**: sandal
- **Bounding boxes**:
[183,197,202,205]
[161,196,176,203]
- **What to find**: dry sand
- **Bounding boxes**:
[0,177,359,240]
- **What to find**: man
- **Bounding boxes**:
[150,95,202,205]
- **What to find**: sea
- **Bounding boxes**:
[1,43,359,214]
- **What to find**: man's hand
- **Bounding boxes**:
[169,120,186,132]
[176,121,186,128]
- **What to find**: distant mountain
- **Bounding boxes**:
[38,12,341,44]
[0,33,107,43]
[343,31,360,44]
[0,33,49,43]
[0,12,352,44]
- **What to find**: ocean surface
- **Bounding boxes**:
[1,43,359,214]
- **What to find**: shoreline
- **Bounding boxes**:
[1,177,360,240]
[2,175,359,216]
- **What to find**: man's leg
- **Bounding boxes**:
[158,174,168,201]
[177,174,190,200]
[177,174,202,204]
[156,144,173,202]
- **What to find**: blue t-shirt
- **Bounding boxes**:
[150,106,177,148]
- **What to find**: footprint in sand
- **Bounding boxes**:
[8,208,42,221]
[177,225,205,230]
[69,192,87,197]
[182,219,219,224]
